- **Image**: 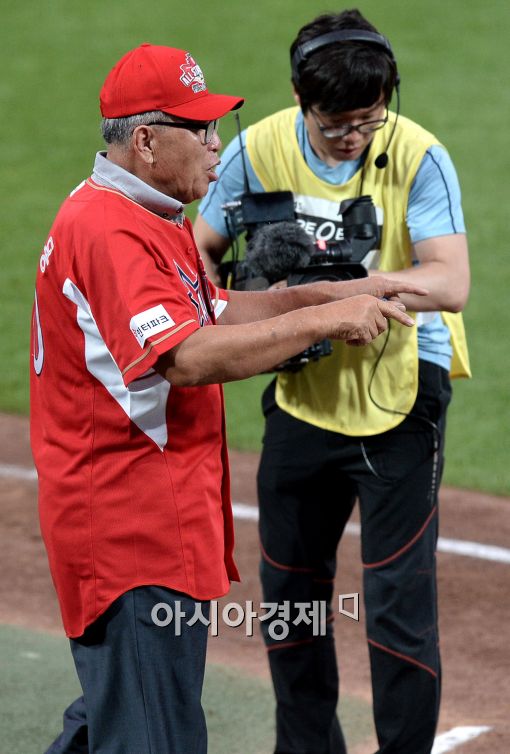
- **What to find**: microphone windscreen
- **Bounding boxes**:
[374,152,388,169]
[245,222,313,284]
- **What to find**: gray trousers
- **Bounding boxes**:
[45,586,210,754]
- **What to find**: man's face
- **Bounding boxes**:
[302,97,387,166]
[141,120,222,204]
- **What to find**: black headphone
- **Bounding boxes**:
[291,29,401,169]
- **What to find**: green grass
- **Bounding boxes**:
[0,623,373,753]
[1,0,509,493]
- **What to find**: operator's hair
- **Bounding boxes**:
[290,9,398,114]
[101,111,173,145]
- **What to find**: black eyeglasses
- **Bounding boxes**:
[144,119,219,144]
[310,108,388,139]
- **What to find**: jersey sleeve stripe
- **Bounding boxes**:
[122,320,197,377]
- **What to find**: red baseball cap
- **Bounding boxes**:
[100,43,244,120]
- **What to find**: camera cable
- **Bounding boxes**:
[361,319,442,485]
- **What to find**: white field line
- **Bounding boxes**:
[431,726,492,753]
[232,503,510,565]
[0,463,37,481]
[1,466,509,566]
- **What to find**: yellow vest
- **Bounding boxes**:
[246,107,470,435]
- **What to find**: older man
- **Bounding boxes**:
[30,43,424,754]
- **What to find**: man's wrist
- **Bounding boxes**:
[304,280,339,304]
[329,279,360,301]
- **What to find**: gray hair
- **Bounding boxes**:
[101,111,173,145]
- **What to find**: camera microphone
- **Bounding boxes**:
[244,221,314,285]
[243,221,333,371]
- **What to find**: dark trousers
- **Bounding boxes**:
[45,586,210,754]
[258,361,452,754]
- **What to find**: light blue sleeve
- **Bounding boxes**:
[198,130,265,238]
[408,145,466,370]
[407,145,466,244]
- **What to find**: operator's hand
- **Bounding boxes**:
[333,275,429,303]
[320,294,415,346]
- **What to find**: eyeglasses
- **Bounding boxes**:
[309,108,388,139]
[144,119,219,144]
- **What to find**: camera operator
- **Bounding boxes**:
[194,8,471,754]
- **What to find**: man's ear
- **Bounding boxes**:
[292,87,301,107]
[132,126,155,165]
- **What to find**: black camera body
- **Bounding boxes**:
[220,193,380,370]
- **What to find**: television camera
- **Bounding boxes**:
[220,192,381,371]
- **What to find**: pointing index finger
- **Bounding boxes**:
[377,300,415,327]
[386,281,429,297]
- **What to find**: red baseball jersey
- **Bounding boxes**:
[30,177,238,637]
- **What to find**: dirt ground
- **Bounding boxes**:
[1,413,509,753]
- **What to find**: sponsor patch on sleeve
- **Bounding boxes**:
[130,305,175,347]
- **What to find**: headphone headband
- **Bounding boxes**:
[291,29,399,85]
